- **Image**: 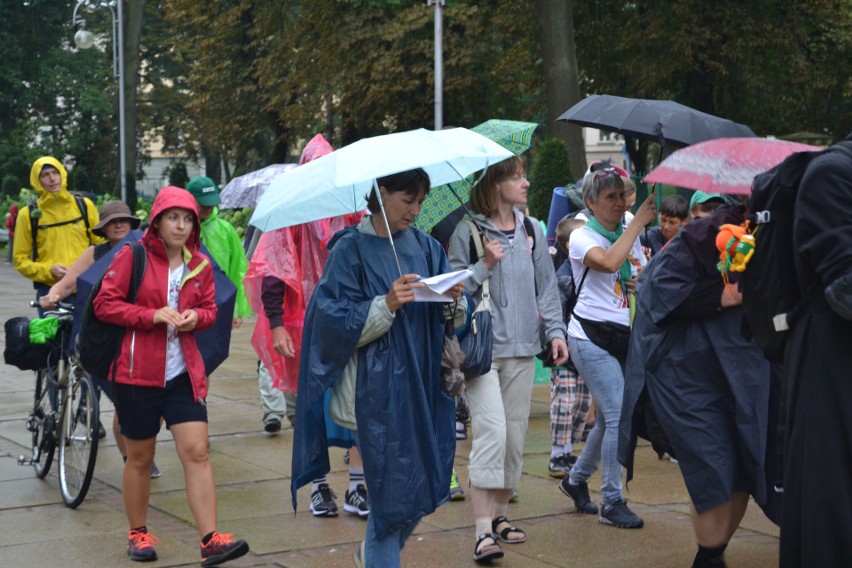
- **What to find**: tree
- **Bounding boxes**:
[534,0,587,176]
[528,138,572,220]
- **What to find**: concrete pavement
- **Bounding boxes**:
[0,261,779,567]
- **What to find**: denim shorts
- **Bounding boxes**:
[113,373,207,440]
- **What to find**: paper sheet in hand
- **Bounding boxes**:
[413,269,471,302]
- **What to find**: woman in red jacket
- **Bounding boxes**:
[94,186,249,566]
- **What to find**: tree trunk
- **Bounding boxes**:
[124,0,146,208]
[534,0,586,179]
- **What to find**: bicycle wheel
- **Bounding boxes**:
[59,372,99,508]
[30,369,56,479]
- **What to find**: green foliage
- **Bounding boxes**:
[2,174,19,197]
[528,139,572,220]
[216,207,252,239]
[165,161,190,189]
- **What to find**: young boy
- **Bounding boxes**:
[547,216,593,477]
[689,191,726,220]
[642,195,688,256]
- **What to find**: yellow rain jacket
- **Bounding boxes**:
[13,157,102,286]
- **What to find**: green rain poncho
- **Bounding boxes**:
[199,208,252,319]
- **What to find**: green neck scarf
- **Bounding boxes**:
[587,216,634,284]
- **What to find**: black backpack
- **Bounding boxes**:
[741,149,825,364]
[76,242,147,380]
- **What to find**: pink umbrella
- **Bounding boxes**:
[643,138,822,194]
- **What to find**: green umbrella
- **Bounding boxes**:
[414,120,538,233]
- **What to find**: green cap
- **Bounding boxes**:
[689,190,725,209]
[186,176,220,207]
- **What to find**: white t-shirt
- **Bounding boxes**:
[567,226,646,340]
[164,264,187,381]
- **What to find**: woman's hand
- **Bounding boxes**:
[482,237,504,270]
[385,273,424,312]
[272,326,295,357]
[624,276,638,294]
[632,192,657,228]
[176,309,199,332]
[721,283,742,308]
[153,306,183,327]
[232,317,243,329]
[550,337,570,366]
[39,293,60,309]
[447,282,464,301]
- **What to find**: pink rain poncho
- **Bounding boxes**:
[244,134,362,392]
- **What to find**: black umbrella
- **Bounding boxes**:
[73,232,237,376]
[557,94,755,148]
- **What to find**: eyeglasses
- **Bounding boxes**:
[502,174,528,183]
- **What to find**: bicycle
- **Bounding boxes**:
[18,301,100,509]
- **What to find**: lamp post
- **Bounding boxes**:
[427,0,445,130]
[72,0,127,203]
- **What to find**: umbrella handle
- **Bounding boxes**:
[373,180,404,278]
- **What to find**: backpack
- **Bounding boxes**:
[76,242,147,380]
[28,195,91,261]
[740,149,825,365]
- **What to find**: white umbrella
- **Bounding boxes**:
[219,163,298,209]
[249,128,514,233]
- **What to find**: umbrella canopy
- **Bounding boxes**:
[643,138,822,195]
[73,232,237,375]
[249,127,514,233]
[415,119,539,234]
[558,94,755,147]
[219,163,298,209]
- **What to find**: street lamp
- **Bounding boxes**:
[427,0,445,130]
[72,0,127,203]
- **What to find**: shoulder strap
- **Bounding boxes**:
[127,242,147,303]
[522,216,536,252]
[74,196,91,231]
[464,218,490,308]
[28,201,38,261]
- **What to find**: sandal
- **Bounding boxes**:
[473,533,504,563]
[492,516,526,544]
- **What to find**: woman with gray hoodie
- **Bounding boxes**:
[448,156,568,563]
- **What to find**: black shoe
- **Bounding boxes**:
[310,483,338,517]
[548,454,572,478]
[558,478,598,514]
[343,484,370,517]
[599,499,644,528]
[97,421,107,440]
[263,417,282,433]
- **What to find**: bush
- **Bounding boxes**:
[216,207,252,239]
[2,175,20,198]
[165,161,190,189]
[528,138,572,221]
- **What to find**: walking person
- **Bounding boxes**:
[93,186,249,565]
[292,168,464,567]
[447,156,568,563]
[557,164,656,529]
[5,203,18,264]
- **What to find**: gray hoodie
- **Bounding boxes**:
[448,210,565,359]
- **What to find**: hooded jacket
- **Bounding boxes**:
[93,186,217,400]
[199,207,251,318]
[13,157,102,286]
[448,210,566,357]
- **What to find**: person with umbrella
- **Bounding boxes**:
[447,155,569,562]
[92,186,249,565]
[37,201,162,477]
[292,168,465,568]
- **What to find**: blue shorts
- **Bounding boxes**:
[113,373,207,440]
